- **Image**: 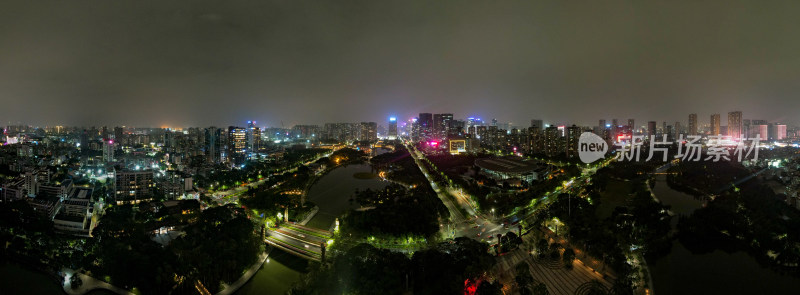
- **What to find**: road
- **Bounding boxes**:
[265,223,331,261]
[402,140,509,243]
[404,139,617,244]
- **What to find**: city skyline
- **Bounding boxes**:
[3,1,800,127]
[3,109,793,131]
[4,2,800,294]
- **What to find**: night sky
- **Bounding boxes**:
[2,1,800,128]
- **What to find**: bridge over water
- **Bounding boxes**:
[265,222,332,262]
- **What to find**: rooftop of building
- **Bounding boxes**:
[54,213,85,223]
[70,187,93,200]
[475,156,546,174]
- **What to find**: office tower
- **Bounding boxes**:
[410,118,420,141]
[710,114,721,135]
[728,111,743,140]
[688,114,698,136]
[388,117,398,140]
[418,113,433,140]
[432,113,453,139]
[442,114,454,138]
[205,127,223,164]
[611,119,619,138]
[566,125,581,158]
[466,117,484,134]
[627,119,635,130]
[599,120,606,129]
[433,114,443,138]
[647,121,656,137]
[102,139,115,163]
[674,122,682,137]
[359,122,377,142]
[466,118,479,134]
[447,120,464,138]
[228,126,247,165]
[246,121,261,156]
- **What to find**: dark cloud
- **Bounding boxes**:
[1,0,799,128]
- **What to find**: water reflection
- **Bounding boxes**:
[649,175,800,294]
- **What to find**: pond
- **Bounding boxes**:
[235,250,308,295]
[649,175,800,294]
[303,163,390,230]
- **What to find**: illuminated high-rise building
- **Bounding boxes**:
[387,117,398,140]
[710,114,721,135]
[359,122,377,142]
[246,121,261,156]
[228,126,247,165]
[566,125,581,158]
[647,121,656,137]
[688,114,698,136]
[543,126,561,157]
[431,113,453,139]
[114,169,154,204]
[769,124,787,141]
[418,113,433,140]
[727,111,742,140]
[205,127,223,164]
[102,139,115,163]
[410,118,420,141]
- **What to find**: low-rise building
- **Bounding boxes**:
[474,156,549,185]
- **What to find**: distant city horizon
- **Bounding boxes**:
[3,111,796,130]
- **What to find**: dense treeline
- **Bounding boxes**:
[289,238,498,295]
[84,204,262,294]
[343,186,449,238]
[195,148,329,190]
[370,145,429,186]
[677,179,800,276]
[666,160,752,195]
[528,178,672,293]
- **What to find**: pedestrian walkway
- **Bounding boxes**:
[216,251,269,295]
[491,231,616,295]
[61,268,134,295]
